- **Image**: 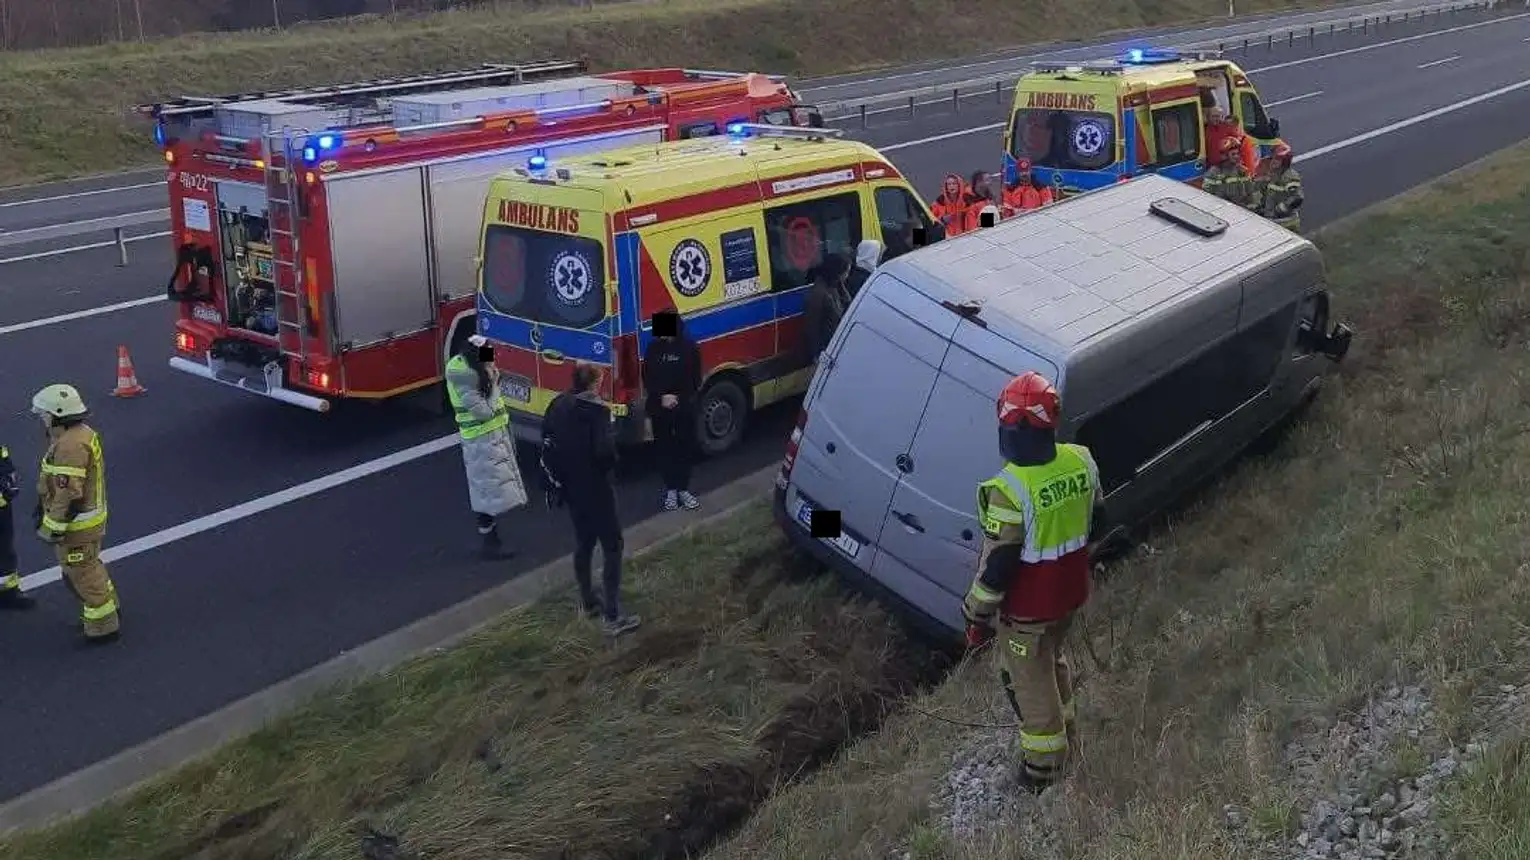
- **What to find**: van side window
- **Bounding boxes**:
[763,191,864,291]
[1146,103,1201,169]
[679,121,720,139]
[1294,292,1330,356]
[873,186,934,261]
[1239,91,1272,137]
[1076,302,1299,492]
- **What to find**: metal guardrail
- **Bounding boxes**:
[816,0,1510,123]
[0,208,168,265]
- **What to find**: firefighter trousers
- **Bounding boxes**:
[55,536,119,638]
[997,612,1076,784]
[0,503,17,592]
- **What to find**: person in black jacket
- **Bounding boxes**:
[642,308,703,512]
[542,362,640,636]
[0,443,33,610]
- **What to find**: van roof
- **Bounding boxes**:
[873,173,1311,360]
[1020,57,1244,93]
[487,133,888,209]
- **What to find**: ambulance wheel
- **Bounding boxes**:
[696,377,749,456]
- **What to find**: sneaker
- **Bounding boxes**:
[602,614,642,637]
[678,490,700,511]
[662,490,679,512]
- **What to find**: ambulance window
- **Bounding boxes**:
[1146,103,1201,169]
[1010,109,1116,171]
[763,192,864,291]
[680,121,720,139]
[480,224,607,330]
[873,186,933,260]
[1239,92,1272,137]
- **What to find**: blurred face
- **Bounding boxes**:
[943,176,961,196]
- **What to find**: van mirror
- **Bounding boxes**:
[1322,322,1353,361]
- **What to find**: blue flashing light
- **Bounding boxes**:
[1121,47,1181,64]
[1127,48,1144,62]
[726,122,747,137]
[302,146,318,164]
[528,154,548,170]
[317,132,340,150]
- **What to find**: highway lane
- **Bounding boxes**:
[4,7,1530,808]
[0,0,1502,236]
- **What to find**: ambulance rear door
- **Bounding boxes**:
[477,182,612,420]
[1006,80,1119,193]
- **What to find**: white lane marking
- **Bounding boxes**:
[0,181,161,209]
[0,296,165,336]
[1246,12,1530,73]
[1266,90,1325,106]
[1417,54,1463,66]
[3,72,1526,338]
[0,208,168,241]
[0,230,171,265]
[19,435,461,591]
[1296,75,1530,160]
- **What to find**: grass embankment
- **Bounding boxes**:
[699,143,1530,859]
[0,503,945,860]
[0,0,1327,186]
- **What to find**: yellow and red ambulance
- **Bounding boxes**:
[475,124,942,454]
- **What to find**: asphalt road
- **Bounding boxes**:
[2,1,1530,806]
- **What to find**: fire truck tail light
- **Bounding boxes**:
[306,370,332,390]
[175,332,197,353]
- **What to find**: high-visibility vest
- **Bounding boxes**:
[445,354,510,440]
[977,444,1094,564]
[40,427,107,534]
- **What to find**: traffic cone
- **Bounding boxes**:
[111,345,146,397]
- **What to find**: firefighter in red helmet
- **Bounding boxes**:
[962,370,1105,792]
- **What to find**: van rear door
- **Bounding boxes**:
[873,322,1060,634]
[785,272,958,575]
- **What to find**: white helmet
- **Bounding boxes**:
[31,384,88,420]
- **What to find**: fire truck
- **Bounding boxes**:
[138,60,822,412]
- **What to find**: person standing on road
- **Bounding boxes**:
[802,253,852,364]
[846,239,884,299]
[931,174,971,237]
[31,384,120,643]
[445,334,527,560]
[0,443,34,611]
[961,371,1104,792]
[543,362,641,637]
[1257,142,1304,232]
[1202,137,1260,211]
[643,308,703,513]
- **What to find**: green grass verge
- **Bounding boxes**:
[0,0,1326,186]
[700,142,1530,859]
[0,502,943,860]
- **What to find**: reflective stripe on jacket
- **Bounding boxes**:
[38,425,106,534]
[1262,167,1303,230]
[445,354,510,439]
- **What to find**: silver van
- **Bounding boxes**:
[772,174,1352,643]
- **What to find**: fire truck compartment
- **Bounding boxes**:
[324,170,437,349]
[214,180,280,338]
[391,77,636,126]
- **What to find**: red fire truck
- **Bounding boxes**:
[138,60,821,412]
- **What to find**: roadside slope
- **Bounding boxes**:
[703,142,1530,859]
[0,0,1322,185]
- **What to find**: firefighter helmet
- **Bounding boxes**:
[31,384,88,419]
[997,371,1060,430]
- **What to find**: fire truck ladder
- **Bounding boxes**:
[262,130,309,364]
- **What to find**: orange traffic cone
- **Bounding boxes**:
[111,345,146,397]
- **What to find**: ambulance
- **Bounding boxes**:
[1003,48,1290,197]
[475,124,944,455]
[138,60,821,412]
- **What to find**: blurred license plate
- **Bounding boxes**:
[794,498,861,559]
[500,375,532,403]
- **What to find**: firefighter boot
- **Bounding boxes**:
[57,539,121,643]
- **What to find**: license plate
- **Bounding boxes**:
[500,375,532,403]
[794,498,861,559]
[191,304,222,324]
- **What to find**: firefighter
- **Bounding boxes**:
[1202,137,1260,211]
[961,371,1104,792]
[31,384,120,642]
[931,174,971,237]
[446,335,528,559]
[1259,142,1304,232]
[1,443,34,610]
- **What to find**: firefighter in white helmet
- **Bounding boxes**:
[32,384,120,643]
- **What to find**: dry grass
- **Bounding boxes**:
[0,502,947,860]
[0,0,1326,186]
[702,143,1530,860]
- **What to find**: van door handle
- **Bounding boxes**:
[539,349,566,364]
[892,511,924,533]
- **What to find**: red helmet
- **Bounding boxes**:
[997,371,1060,430]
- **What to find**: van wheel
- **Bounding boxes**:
[695,377,748,456]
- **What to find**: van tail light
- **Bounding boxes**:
[777,406,809,489]
[611,337,640,405]
[175,332,198,354]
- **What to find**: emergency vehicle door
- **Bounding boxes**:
[1141,92,1206,183]
[1230,72,1281,147]
[869,182,941,260]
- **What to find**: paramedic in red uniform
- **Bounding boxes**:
[962,371,1105,792]
[1001,158,1054,216]
[931,174,971,236]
